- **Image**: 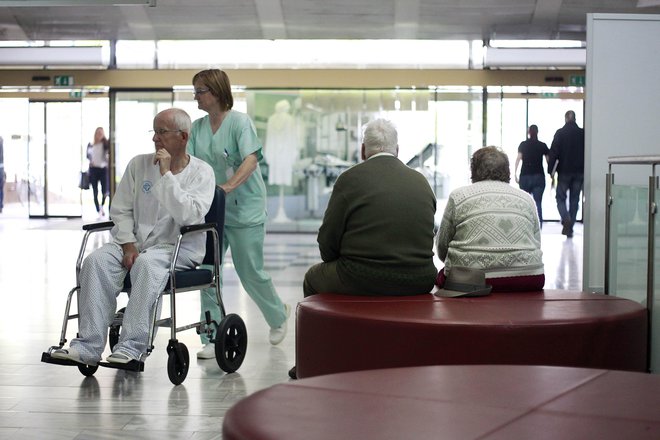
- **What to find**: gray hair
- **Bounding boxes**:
[170,108,192,133]
[158,108,192,134]
[470,146,510,183]
[362,119,398,157]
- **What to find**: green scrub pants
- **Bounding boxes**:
[200,223,286,344]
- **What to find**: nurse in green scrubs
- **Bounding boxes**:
[187,69,290,359]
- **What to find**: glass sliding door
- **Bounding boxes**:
[486,88,584,222]
[528,98,584,223]
[0,98,30,217]
[28,101,83,218]
[80,97,110,219]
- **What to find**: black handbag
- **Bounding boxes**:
[79,171,90,190]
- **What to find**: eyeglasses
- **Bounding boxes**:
[193,88,210,96]
[149,129,183,136]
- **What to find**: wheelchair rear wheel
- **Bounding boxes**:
[166,341,189,385]
[214,313,248,373]
[77,364,98,377]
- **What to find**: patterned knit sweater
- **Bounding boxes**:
[436,180,544,278]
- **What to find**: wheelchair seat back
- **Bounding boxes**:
[122,187,225,291]
[203,187,225,266]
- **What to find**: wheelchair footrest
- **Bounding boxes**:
[98,360,144,372]
[41,352,97,368]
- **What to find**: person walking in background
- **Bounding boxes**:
[514,124,549,225]
[187,69,289,359]
[548,110,585,238]
[87,127,110,218]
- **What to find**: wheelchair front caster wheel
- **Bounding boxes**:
[215,313,248,373]
[166,342,189,385]
[77,364,98,377]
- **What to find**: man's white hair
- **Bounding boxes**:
[168,108,192,133]
[362,118,398,157]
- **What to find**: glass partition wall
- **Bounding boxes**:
[0,87,583,225]
[242,88,458,227]
[605,158,660,373]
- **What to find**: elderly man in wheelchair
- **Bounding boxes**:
[45,108,217,378]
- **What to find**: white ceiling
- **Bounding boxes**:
[0,0,659,43]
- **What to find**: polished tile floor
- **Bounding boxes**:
[0,214,582,440]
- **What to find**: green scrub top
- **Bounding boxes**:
[188,110,267,227]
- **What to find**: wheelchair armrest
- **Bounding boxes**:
[180,222,217,235]
[82,220,114,231]
[76,220,115,281]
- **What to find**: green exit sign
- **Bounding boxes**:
[569,75,585,87]
[54,75,74,86]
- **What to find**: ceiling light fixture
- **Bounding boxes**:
[0,0,155,6]
[489,39,584,49]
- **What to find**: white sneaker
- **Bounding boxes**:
[196,343,215,359]
[269,303,291,345]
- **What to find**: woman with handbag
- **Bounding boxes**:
[86,127,110,217]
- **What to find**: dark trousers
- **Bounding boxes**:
[303,260,434,297]
[556,172,583,225]
[88,166,108,213]
[519,173,546,223]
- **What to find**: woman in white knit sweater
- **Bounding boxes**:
[436,146,545,291]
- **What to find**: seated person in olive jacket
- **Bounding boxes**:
[303,118,438,297]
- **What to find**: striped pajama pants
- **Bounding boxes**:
[70,242,197,364]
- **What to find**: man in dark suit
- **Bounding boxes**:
[303,118,438,297]
[548,110,585,238]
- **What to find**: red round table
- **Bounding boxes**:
[223,365,660,440]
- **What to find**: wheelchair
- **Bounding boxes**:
[41,187,248,385]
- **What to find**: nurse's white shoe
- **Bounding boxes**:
[269,304,291,345]
[196,343,215,359]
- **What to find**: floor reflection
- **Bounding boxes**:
[542,221,583,290]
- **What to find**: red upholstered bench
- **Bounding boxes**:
[295,290,648,379]
[223,365,660,440]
